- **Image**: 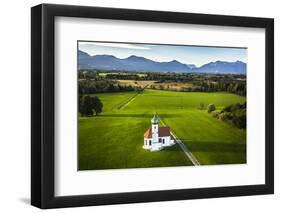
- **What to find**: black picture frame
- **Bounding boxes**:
[31,3,274,209]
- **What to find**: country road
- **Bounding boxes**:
[170,131,200,166]
[158,116,200,166]
[112,85,149,110]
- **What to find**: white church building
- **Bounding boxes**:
[143,114,175,151]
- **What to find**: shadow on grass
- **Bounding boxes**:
[181,140,246,153]
[161,145,182,152]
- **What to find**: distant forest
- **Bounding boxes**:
[78,70,246,96]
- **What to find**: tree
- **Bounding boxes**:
[232,108,246,128]
[91,96,103,115]
[79,95,103,117]
[207,104,216,113]
[79,95,94,117]
[218,112,232,121]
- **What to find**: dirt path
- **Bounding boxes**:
[110,92,139,111]
[112,86,148,110]
[158,116,200,166]
[118,92,140,110]
[170,131,201,166]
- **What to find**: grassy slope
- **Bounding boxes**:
[126,90,246,165]
[79,89,246,170]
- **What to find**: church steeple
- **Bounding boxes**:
[151,113,158,124]
[151,113,159,143]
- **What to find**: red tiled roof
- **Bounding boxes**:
[144,128,152,138]
[144,127,170,138]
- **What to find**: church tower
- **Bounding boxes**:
[151,113,159,144]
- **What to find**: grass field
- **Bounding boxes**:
[78,89,246,170]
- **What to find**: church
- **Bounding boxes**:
[143,114,175,151]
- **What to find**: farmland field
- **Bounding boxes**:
[78,89,246,170]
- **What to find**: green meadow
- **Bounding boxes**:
[78,89,246,170]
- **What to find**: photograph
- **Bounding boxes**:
[78,41,247,170]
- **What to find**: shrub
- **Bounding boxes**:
[218,112,233,121]
[211,111,220,118]
[207,104,216,113]
[232,109,246,128]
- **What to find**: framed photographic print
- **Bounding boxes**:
[31,3,274,209]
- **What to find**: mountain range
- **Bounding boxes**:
[78,50,246,74]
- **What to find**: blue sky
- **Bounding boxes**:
[78,41,247,67]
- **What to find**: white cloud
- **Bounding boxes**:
[79,42,151,50]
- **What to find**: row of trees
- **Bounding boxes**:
[79,70,246,84]
[207,102,246,129]
[85,69,245,83]
[79,79,134,94]
[79,95,103,117]
[192,82,246,96]
[99,73,145,81]
[151,81,246,96]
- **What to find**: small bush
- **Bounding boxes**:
[218,112,233,121]
[207,104,216,113]
[211,111,220,118]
